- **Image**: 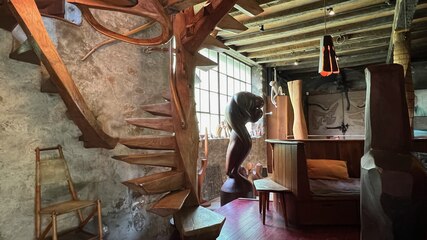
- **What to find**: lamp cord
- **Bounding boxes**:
[324,0,326,35]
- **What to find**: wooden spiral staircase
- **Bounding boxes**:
[2,0,263,238]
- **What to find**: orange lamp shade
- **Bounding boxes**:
[318,35,339,77]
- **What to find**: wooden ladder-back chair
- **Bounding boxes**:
[35,145,102,240]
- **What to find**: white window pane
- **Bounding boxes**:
[240,63,246,81]
[220,94,228,115]
[200,70,209,90]
[210,115,219,136]
[200,90,209,112]
[200,48,208,57]
[245,65,251,83]
[246,83,251,92]
[210,92,219,114]
[233,59,240,78]
[219,73,227,95]
[210,70,218,92]
[208,50,218,63]
[227,77,234,96]
[227,56,233,76]
[200,113,210,135]
[195,88,200,112]
[219,53,227,74]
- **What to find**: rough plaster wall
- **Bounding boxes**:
[0,10,173,240]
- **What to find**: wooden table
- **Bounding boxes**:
[253,178,290,226]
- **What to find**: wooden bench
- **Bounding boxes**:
[254,178,290,226]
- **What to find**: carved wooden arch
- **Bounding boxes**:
[68,0,172,46]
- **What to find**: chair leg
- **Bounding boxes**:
[262,193,267,225]
[52,212,58,240]
[97,200,103,239]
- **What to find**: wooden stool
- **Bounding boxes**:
[253,178,290,226]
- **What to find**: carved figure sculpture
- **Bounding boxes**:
[220,92,264,206]
[269,68,283,108]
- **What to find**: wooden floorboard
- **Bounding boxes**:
[214,198,360,240]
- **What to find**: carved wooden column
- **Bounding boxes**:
[287,80,308,139]
[394,30,414,132]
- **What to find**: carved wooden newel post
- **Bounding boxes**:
[220,92,264,206]
[361,64,427,240]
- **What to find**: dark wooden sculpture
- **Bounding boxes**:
[220,92,264,206]
[362,64,427,240]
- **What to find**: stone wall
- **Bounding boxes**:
[0,11,173,239]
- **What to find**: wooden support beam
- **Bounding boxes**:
[248,27,391,59]
[256,37,390,64]
[386,0,420,63]
[195,53,218,71]
[237,15,393,53]
[225,4,394,46]
[235,0,264,16]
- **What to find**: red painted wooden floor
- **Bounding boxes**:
[214,199,360,240]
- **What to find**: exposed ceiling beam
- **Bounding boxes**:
[235,0,264,16]
[256,38,390,64]
[224,4,394,46]
[236,15,393,53]
[248,27,391,59]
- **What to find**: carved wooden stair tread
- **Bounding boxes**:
[174,206,226,239]
[148,189,191,217]
[141,102,172,117]
[217,14,247,33]
[201,35,229,52]
[112,151,176,167]
[162,91,171,101]
[9,39,40,65]
[122,171,185,195]
[126,117,174,132]
[119,135,176,150]
[195,53,218,71]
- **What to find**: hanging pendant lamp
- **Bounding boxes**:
[319,35,339,76]
[319,0,339,77]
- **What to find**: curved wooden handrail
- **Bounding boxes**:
[81,20,156,61]
[9,0,118,149]
[68,0,172,46]
[169,42,186,129]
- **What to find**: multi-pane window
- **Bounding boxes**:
[194,49,252,137]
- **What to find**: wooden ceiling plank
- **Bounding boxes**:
[248,27,391,59]
[386,0,419,63]
[256,38,390,64]
[224,4,394,46]
[236,15,393,53]
[221,0,386,39]
[235,0,264,16]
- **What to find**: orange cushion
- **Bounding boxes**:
[307,159,349,180]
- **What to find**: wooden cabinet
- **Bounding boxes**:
[266,95,293,172]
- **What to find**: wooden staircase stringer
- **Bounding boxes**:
[8,0,118,149]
